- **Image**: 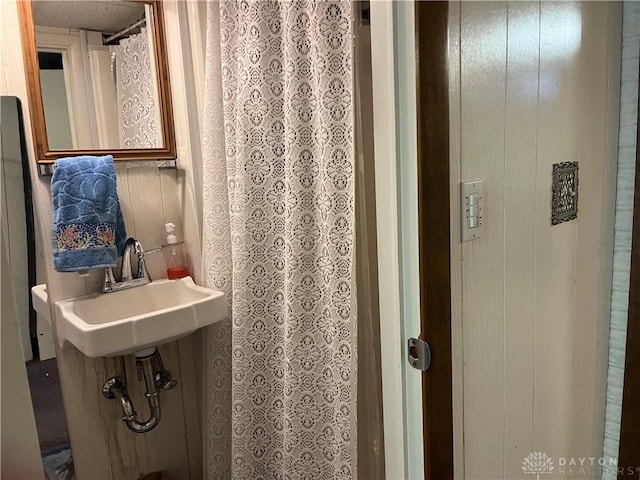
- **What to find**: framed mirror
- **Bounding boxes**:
[18,0,176,165]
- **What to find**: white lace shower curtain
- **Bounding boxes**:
[112,27,161,148]
[201,1,357,478]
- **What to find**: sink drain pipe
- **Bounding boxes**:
[102,349,177,433]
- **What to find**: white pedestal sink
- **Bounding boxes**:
[55,277,227,358]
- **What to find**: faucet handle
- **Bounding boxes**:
[102,267,116,292]
[133,242,150,281]
[137,255,150,281]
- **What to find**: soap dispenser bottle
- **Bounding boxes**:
[162,223,189,280]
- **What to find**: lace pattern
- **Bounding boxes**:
[113,28,161,148]
[202,1,357,478]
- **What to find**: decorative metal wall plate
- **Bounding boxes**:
[551,162,578,225]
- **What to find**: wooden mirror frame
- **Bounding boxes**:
[17,0,176,164]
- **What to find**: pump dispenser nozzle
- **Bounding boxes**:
[165,223,177,244]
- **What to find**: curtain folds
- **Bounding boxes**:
[201,1,358,478]
[112,28,161,148]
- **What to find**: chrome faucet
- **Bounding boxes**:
[102,237,151,293]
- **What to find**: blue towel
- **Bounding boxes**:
[51,155,127,272]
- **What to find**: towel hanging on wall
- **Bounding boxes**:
[51,155,126,272]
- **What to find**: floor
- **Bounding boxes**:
[26,358,75,480]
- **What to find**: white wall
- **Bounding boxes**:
[449,2,621,478]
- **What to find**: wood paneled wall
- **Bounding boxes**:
[449,2,622,478]
[1,0,204,477]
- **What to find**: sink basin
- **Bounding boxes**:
[32,284,51,325]
[32,283,57,361]
[55,277,227,357]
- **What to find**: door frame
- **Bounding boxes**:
[370,1,422,478]
[415,2,455,479]
[371,1,455,479]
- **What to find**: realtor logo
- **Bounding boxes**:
[522,452,555,479]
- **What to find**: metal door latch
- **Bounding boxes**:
[408,337,431,371]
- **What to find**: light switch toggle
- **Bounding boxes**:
[468,203,478,218]
[461,180,484,242]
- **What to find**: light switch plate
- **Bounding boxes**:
[551,162,578,225]
[461,180,484,242]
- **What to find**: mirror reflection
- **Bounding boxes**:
[32,1,163,150]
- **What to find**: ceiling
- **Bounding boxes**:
[32,1,146,35]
